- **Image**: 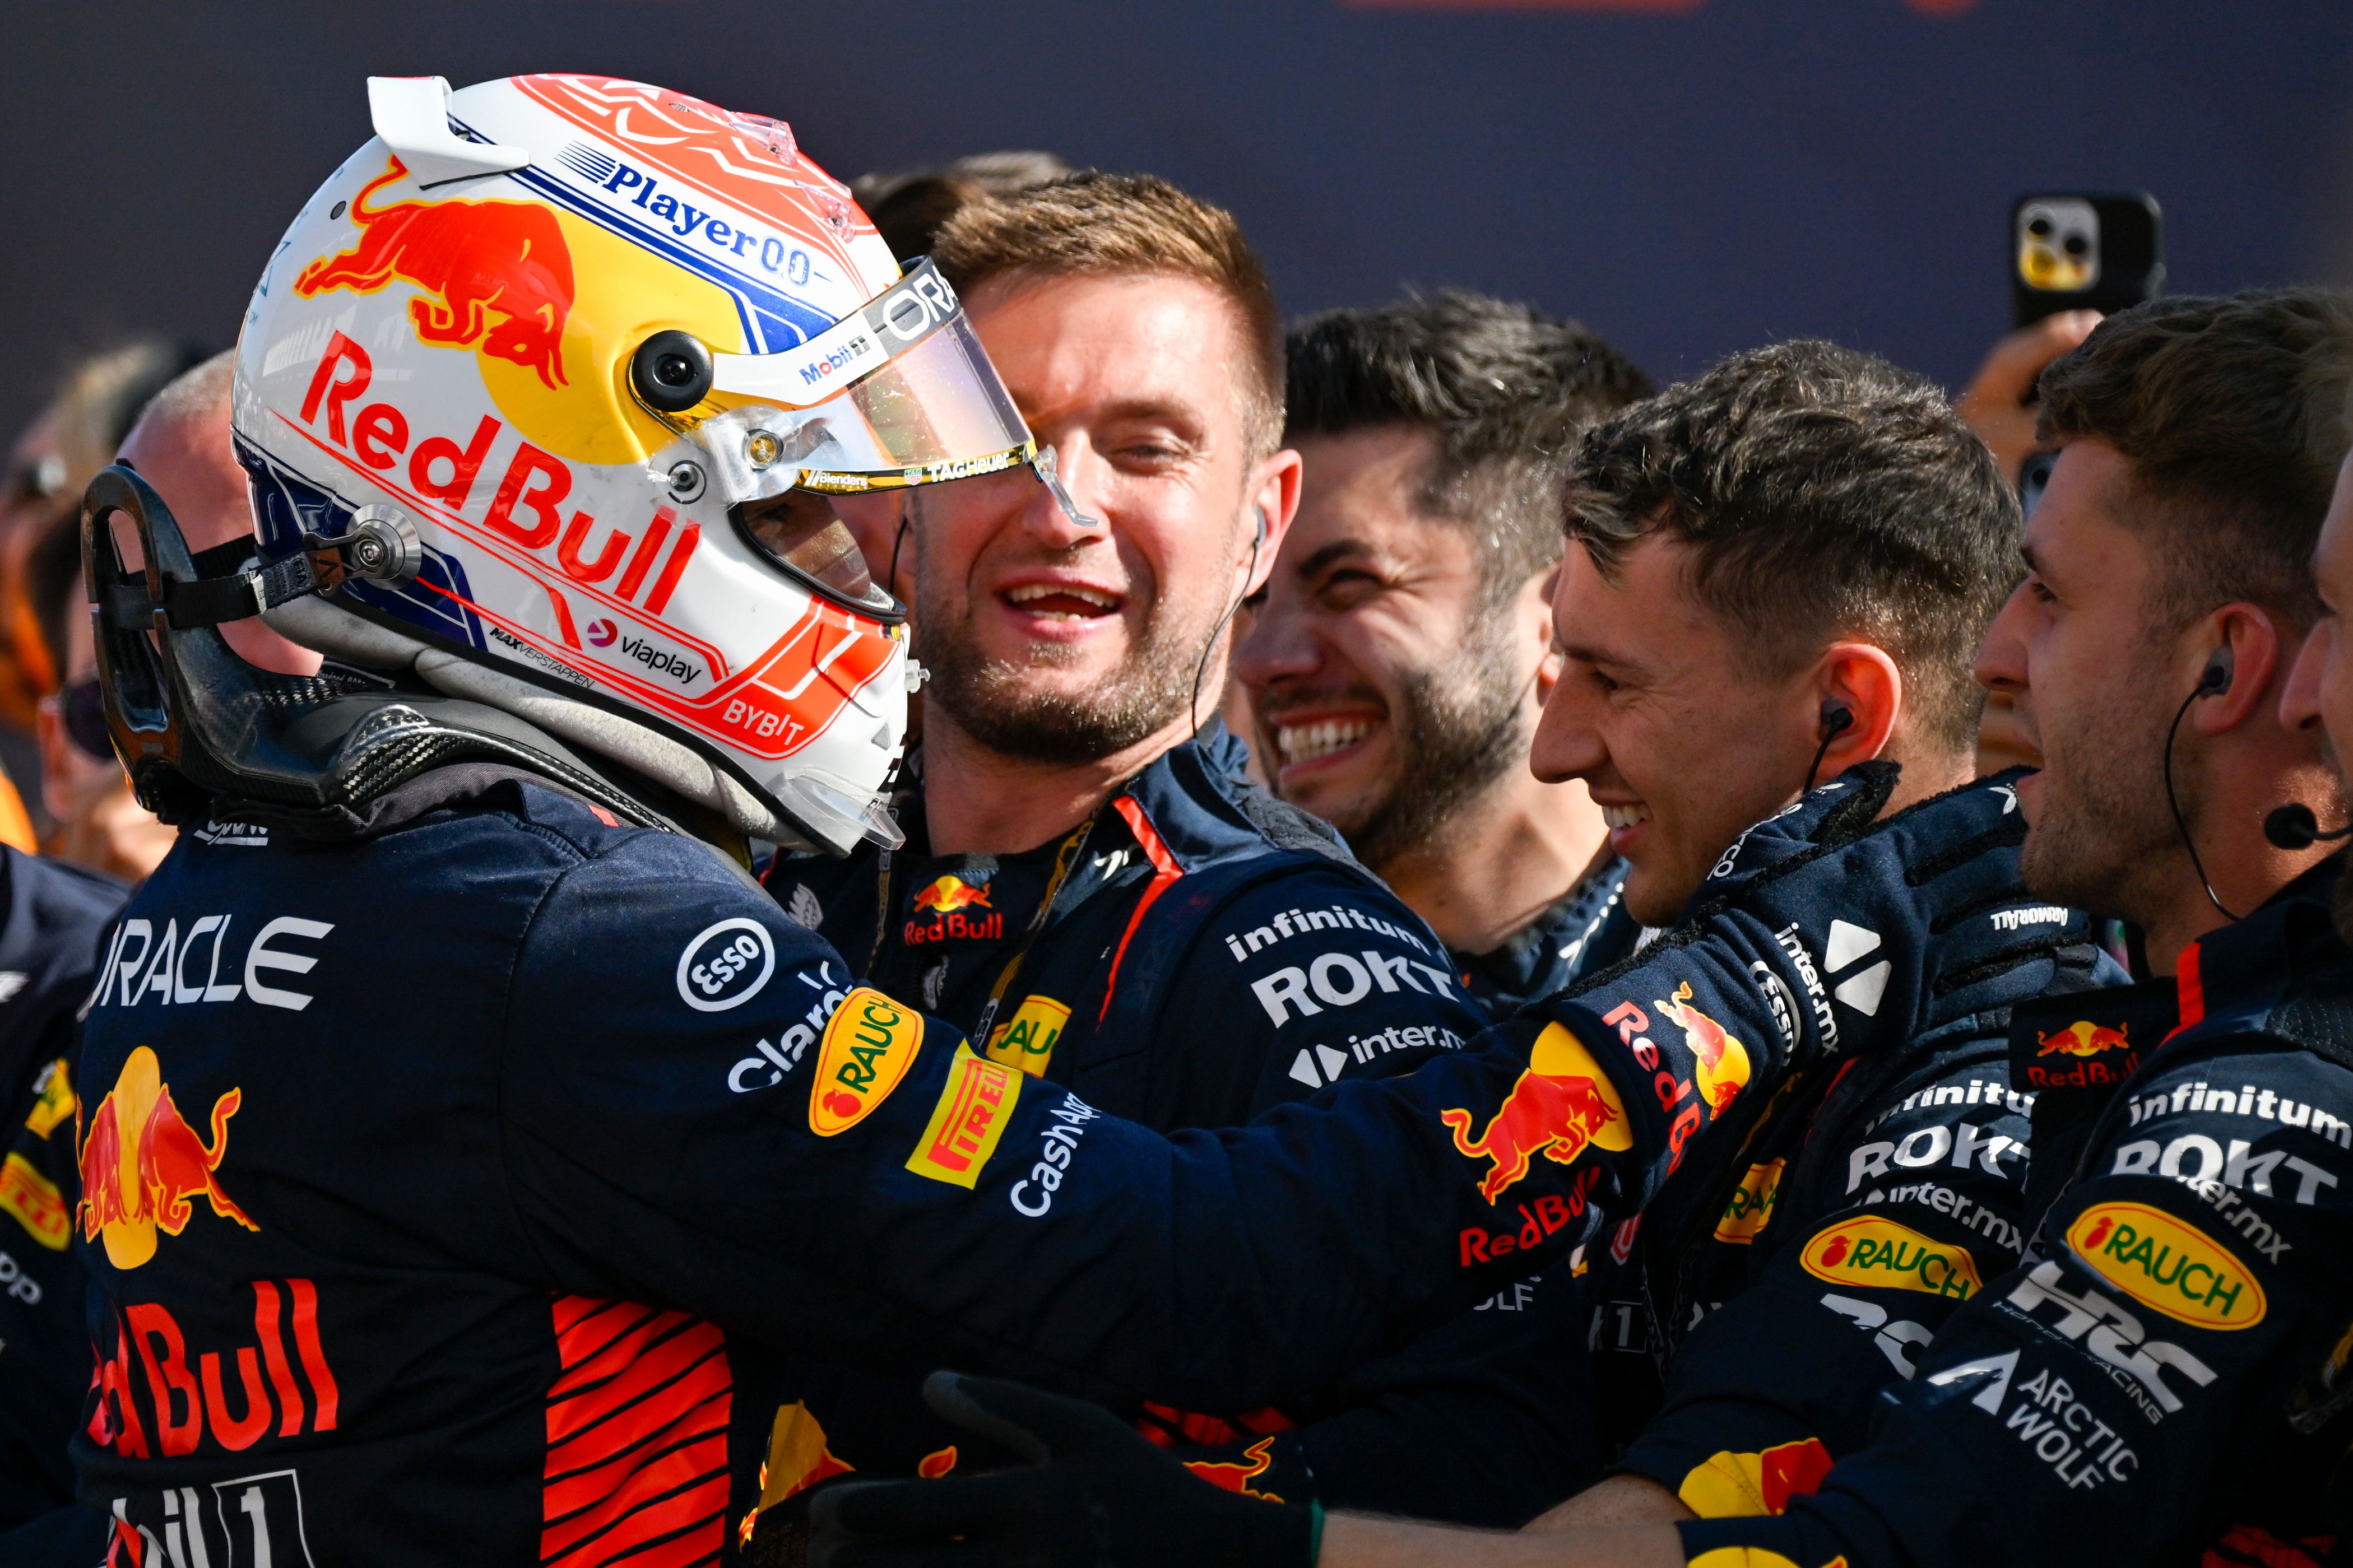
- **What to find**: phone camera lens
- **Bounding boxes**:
[2063,234,2089,257]
[2027,216,2053,238]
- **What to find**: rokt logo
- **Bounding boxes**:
[676,919,777,1012]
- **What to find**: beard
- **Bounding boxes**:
[1296,624,1530,873]
[2016,675,2183,925]
[917,547,1229,768]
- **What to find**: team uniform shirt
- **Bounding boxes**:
[1139,860,1647,1528]
[1171,841,2089,1528]
[1452,858,1639,1021]
[1608,1005,2071,1514]
[764,727,1566,1526]
[69,764,1788,1568]
[765,725,1483,1126]
[1681,861,2353,1567]
[0,846,127,1554]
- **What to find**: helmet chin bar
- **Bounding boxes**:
[80,464,848,854]
[266,593,839,855]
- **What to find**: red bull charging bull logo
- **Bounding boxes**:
[1655,981,1752,1115]
[295,156,574,389]
[912,875,992,915]
[1442,1022,1633,1203]
[2037,1020,2131,1058]
[77,1046,256,1270]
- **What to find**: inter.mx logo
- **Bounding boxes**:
[1824,919,1893,1017]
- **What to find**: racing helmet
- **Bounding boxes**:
[230,74,1087,854]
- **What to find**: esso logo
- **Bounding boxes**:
[676,918,776,1012]
[586,619,617,648]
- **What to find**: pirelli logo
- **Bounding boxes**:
[908,1044,1020,1188]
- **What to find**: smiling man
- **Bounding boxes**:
[1242,292,1650,1011]
[758,174,1501,1528]
[802,339,2106,1568]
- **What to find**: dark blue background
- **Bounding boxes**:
[4,0,2349,435]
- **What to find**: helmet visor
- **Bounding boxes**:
[679,258,1030,492]
[644,257,1098,537]
[782,312,1033,489]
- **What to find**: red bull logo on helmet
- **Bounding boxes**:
[295,156,574,390]
[76,1046,257,1271]
[1441,1023,1633,1204]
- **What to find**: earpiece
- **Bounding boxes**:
[1254,504,1270,550]
[2170,649,2247,920]
[1802,701,1855,793]
[2199,649,2234,696]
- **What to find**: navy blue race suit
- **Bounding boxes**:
[1168,827,2105,1530]
[1681,862,2353,1567]
[0,845,127,1560]
[1129,859,1647,1529]
[761,739,1627,1530]
[68,747,2032,1566]
[763,727,1486,1147]
[1604,930,2117,1519]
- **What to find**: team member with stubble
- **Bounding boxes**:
[1218,339,2109,1530]
[808,295,2353,1568]
[1243,293,1649,1011]
[756,175,1501,1526]
[807,341,2113,1566]
[1125,295,1653,1528]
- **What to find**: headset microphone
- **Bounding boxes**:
[2263,803,2353,852]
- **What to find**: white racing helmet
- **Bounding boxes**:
[231,73,1088,854]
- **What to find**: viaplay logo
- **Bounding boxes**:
[586,618,617,648]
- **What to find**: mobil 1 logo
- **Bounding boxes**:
[677,918,777,1012]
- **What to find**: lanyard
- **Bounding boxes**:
[868,808,1104,1047]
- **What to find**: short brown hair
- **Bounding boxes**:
[1566,339,2020,757]
[932,171,1284,463]
[2037,289,2353,632]
[1287,291,1651,609]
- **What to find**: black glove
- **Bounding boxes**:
[810,1372,1319,1568]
